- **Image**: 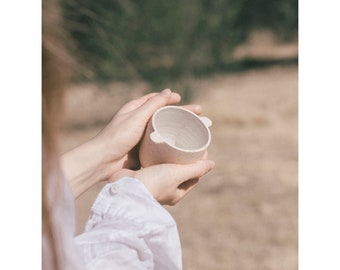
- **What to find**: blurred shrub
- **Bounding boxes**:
[62,0,297,83]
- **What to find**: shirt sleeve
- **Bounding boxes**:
[74,177,182,270]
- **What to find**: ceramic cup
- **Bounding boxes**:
[139,105,212,167]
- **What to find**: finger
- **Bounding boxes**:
[176,178,200,200]
[118,89,181,116]
[178,178,199,191]
[181,104,202,115]
[116,93,158,115]
[167,92,182,105]
[174,159,215,185]
[134,89,181,119]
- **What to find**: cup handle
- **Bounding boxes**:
[150,131,164,144]
[200,116,212,128]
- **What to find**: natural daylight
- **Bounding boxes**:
[43,0,298,269]
[60,31,298,270]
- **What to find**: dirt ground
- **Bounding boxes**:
[60,34,298,269]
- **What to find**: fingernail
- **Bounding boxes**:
[195,105,202,113]
[161,88,171,97]
[207,160,215,170]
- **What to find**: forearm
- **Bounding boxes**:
[61,137,111,198]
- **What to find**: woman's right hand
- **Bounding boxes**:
[110,153,215,205]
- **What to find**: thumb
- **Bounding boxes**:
[134,89,180,119]
[174,159,215,185]
[172,160,215,204]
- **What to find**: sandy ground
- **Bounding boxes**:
[60,34,298,269]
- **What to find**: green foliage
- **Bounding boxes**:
[62,0,297,84]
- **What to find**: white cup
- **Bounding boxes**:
[139,106,212,167]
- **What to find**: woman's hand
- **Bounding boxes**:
[110,153,215,205]
[62,89,202,198]
[95,89,202,174]
[95,89,181,170]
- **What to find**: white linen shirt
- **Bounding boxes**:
[74,177,182,270]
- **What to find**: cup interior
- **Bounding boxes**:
[153,107,210,151]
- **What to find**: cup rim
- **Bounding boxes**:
[151,105,211,153]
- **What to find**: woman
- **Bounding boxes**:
[42,0,215,269]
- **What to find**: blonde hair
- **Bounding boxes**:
[42,0,74,268]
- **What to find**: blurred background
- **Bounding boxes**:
[59,0,298,269]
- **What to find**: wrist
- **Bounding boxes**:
[61,136,112,198]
